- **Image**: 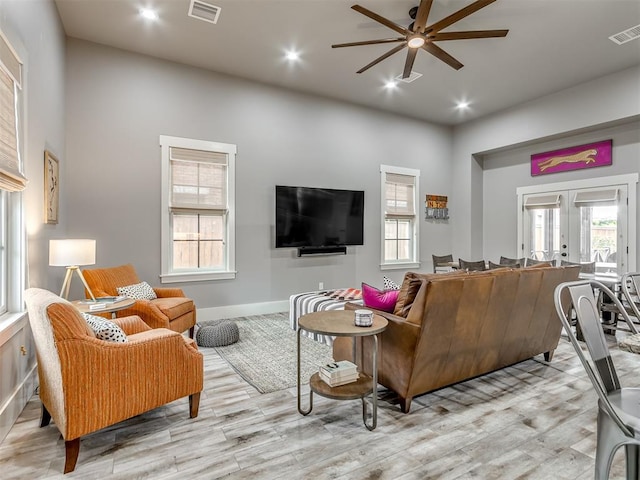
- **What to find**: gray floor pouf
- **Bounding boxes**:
[196,320,240,347]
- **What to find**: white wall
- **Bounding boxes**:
[64,39,453,312]
[452,66,640,260]
[0,0,66,442]
[482,120,640,262]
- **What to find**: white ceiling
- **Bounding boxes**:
[54,0,640,126]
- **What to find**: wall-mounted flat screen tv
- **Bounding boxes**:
[275,185,364,248]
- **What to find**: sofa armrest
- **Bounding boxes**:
[116,300,169,329]
[153,287,186,298]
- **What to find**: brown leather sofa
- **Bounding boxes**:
[334,265,580,413]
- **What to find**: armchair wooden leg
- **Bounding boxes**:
[544,350,555,362]
[189,392,201,418]
[64,438,80,474]
[40,403,51,427]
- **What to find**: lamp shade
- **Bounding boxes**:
[49,239,96,266]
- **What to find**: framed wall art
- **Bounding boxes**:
[531,139,612,176]
[44,150,59,224]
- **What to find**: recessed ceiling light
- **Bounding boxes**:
[384,80,398,90]
[456,100,470,110]
[139,8,159,21]
[285,50,300,61]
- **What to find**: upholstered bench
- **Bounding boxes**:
[289,289,363,346]
[196,320,239,347]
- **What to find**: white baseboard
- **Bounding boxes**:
[0,364,37,443]
[196,300,289,322]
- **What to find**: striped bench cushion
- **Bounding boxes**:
[289,289,363,346]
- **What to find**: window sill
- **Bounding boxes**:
[380,262,420,271]
[0,311,28,346]
[160,270,237,284]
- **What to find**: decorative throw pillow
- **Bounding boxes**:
[117,281,157,300]
[383,276,400,290]
[362,282,400,313]
[83,313,128,343]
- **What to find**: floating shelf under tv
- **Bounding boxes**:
[297,246,347,257]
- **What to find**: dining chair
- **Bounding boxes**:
[526,258,555,267]
[499,256,525,267]
[554,280,640,480]
[432,253,454,273]
[618,272,640,348]
[488,261,509,270]
[561,260,596,274]
[458,258,487,271]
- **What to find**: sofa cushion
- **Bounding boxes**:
[393,270,468,317]
[362,283,400,312]
[83,313,128,343]
[383,276,401,290]
[117,281,157,300]
[152,297,195,320]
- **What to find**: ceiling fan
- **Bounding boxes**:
[332,0,508,78]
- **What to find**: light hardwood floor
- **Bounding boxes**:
[0,332,637,479]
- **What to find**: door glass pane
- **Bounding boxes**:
[580,204,618,273]
[528,207,560,262]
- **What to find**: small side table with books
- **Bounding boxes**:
[297,310,387,431]
[72,296,135,319]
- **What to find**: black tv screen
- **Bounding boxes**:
[275,185,364,248]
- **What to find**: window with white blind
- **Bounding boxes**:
[0,29,25,323]
[159,136,236,282]
[380,165,420,269]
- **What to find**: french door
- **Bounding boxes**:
[519,178,636,274]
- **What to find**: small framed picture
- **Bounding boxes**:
[44,150,59,224]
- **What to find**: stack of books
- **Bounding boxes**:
[79,296,128,311]
[319,360,359,387]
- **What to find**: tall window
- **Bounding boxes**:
[160,136,236,282]
[380,165,420,269]
[0,29,26,323]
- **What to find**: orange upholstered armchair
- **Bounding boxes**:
[82,263,196,338]
[23,288,203,473]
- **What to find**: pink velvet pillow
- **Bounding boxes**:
[362,282,400,312]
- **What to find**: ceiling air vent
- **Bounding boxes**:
[188,0,221,25]
[395,71,422,83]
[609,24,640,45]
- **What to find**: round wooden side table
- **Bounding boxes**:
[297,310,387,430]
[72,298,135,319]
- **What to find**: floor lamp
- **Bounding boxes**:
[49,239,97,300]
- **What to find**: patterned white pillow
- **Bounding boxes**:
[383,276,400,290]
[83,313,128,343]
[117,281,157,300]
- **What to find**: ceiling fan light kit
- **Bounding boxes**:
[407,36,426,48]
[332,0,509,79]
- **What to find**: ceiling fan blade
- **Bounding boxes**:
[351,5,409,36]
[402,48,418,79]
[332,37,406,48]
[357,43,407,74]
[422,42,464,70]
[426,0,497,34]
[432,29,509,41]
[413,0,434,33]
